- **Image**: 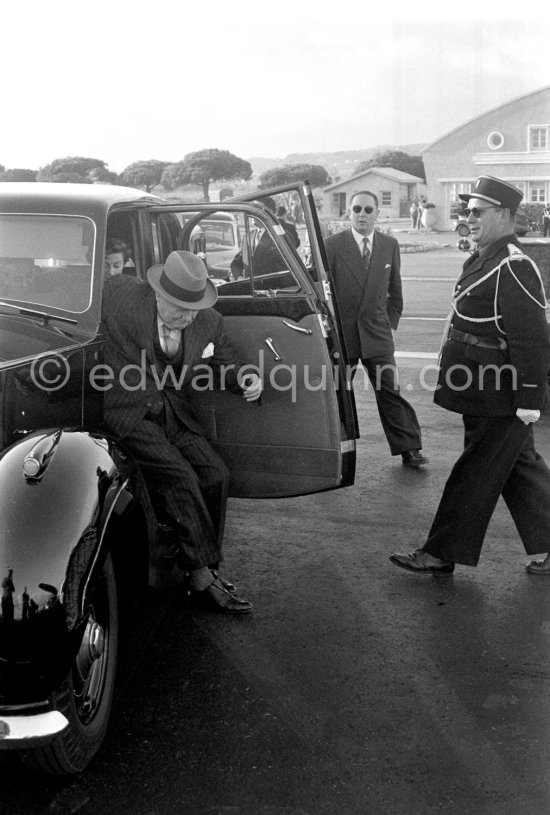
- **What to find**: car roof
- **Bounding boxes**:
[0,182,162,215]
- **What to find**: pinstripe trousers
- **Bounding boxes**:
[120,400,229,570]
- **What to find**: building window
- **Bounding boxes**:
[449,182,472,199]
[529,183,546,203]
[487,131,504,150]
[381,191,391,207]
[529,126,548,151]
[332,192,346,216]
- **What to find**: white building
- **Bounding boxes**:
[322,167,426,220]
[423,85,550,229]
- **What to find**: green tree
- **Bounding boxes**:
[0,168,37,181]
[120,160,170,192]
[36,156,115,184]
[355,151,425,181]
[258,163,330,189]
[161,149,252,201]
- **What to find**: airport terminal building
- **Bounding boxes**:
[423,85,550,229]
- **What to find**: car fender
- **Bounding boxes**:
[0,429,142,703]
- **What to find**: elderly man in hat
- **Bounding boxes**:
[390,175,550,576]
[101,251,262,612]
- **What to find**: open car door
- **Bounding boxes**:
[149,184,357,498]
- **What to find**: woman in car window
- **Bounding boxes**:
[104,237,130,279]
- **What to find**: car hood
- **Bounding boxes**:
[0,313,88,365]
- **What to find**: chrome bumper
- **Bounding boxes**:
[0,711,69,745]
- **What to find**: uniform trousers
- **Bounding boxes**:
[423,414,550,566]
[350,355,422,455]
[120,402,229,571]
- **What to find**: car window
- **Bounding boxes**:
[0,214,94,312]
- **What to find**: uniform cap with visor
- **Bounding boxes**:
[458,175,523,215]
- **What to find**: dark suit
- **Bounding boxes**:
[101,275,245,570]
[424,234,550,566]
[279,218,300,248]
[325,228,422,454]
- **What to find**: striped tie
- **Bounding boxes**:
[362,238,371,270]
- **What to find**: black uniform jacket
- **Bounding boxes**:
[324,229,402,359]
[435,234,550,416]
[101,275,244,438]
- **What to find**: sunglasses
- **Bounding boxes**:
[464,205,501,218]
[351,205,375,214]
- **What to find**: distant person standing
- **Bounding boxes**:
[417,197,426,230]
[325,190,429,469]
[409,202,419,230]
[276,205,300,248]
[543,204,550,237]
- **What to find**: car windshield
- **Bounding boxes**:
[0,214,94,313]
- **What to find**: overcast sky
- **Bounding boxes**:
[2,2,550,172]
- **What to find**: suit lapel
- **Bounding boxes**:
[358,231,383,312]
[182,317,207,374]
[136,287,158,365]
[340,230,367,289]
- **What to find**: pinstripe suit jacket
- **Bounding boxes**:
[101,275,244,438]
[324,229,402,359]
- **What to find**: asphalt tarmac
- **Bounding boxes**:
[2,244,550,814]
[3,376,550,814]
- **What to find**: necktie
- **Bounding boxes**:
[162,324,180,359]
[362,237,371,270]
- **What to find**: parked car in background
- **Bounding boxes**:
[454,205,531,238]
[178,211,240,284]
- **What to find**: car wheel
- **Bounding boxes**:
[457,223,470,237]
[21,553,118,775]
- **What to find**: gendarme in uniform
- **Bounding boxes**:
[390,176,550,575]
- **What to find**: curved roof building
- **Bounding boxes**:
[422,86,550,227]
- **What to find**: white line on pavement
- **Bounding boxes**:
[396,351,439,359]
[402,277,456,281]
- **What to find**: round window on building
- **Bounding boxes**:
[487,131,504,150]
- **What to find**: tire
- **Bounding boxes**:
[21,553,118,775]
[457,223,470,237]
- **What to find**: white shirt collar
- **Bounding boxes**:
[351,226,374,251]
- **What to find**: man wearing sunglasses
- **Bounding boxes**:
[325,190,428,468]
[390,175,550,576]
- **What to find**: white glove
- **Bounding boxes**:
[516,408,540,425]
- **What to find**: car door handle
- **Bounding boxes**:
[282,319,312,335]
[265,337,282,360]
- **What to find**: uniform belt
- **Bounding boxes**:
[448,327,507,351]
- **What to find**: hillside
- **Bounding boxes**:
[248,144,427,179]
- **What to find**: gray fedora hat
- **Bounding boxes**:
[147,251,218,309]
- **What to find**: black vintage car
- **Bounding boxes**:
[0,182,358,773]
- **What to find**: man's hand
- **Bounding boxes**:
[516,408,540,425]
[242,373,262,402]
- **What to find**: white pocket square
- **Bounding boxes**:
[385,263,391,269]
[202,343,214,358]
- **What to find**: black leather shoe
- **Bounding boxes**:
[526,554,550,575]
[389,548,454,574]
[402,450,429,468]
[192,579,253,614]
